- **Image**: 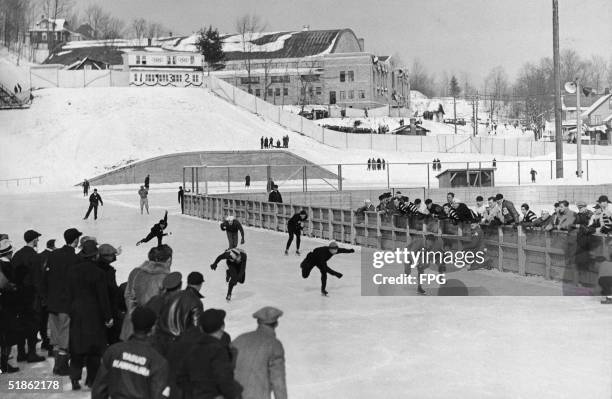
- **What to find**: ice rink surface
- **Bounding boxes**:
[1,189,611,399]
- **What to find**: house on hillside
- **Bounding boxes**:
[72,24,95,41]
[561,93,605,136]
[28,16,72,48]
[580,93,612,144]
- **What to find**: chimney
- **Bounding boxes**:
[358,38,365,51]
[147,37,152,46]
[302,25,310,31]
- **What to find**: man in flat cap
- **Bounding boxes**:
[11,229,45,363]
[38,238,57,355]
[42,227,83,376]
[301,241,355,296]
[97,244,122,345]
[92,306,170,399]
[233,306,287,399]
[177,309,242,399]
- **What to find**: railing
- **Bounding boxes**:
[0,176,43,186]
[184,193,605,287]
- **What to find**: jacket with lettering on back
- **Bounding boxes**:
[91,335,170,399]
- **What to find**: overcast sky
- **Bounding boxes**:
[96,0,611,83]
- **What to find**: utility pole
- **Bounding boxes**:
[454,96,457,134]
[553,0,563,178]
[576,78,582,178]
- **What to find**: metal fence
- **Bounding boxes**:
[184,193,606,287]
[0,176,43,187]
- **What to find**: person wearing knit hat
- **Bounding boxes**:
[233,306,287,399]
[300,241,355,296]
[46,239,56,250]
[200,309,226,334]
[211,248,247,301]
[91,306,170,399]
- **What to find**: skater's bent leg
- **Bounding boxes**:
[320,270,328,292]
[286,231,294,250]
[295,231,301,250]
[227,281,237,297]
[325,266,342,278]
[93,206,98,219]
[84,204,93,219]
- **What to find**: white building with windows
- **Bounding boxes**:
[122,51,204,87]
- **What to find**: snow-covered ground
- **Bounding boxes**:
[2,190,610,399]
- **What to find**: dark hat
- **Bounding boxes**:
[64,228,82,244]
[201,309,226,333]
[24,229,41,243]
[162,271,182,290]
[494,194,504,200]
[576,201,587,208]
[328,241,339,248]
[0,233,8,241]
[80,240,98,258]
[253,306,283,324]
[0,239,13,256]
[187,271,204,285]
[98,244,118,256]
[597,195,610,203]
[79,236,97,248]
[46,239,56,249]
[131,306,157,332]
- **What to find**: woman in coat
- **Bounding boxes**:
[68,241,112,390]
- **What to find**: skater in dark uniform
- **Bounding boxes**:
[210,248,247,301]
[136,211,170,247]
[82,179,90,197]
[220,215,245,249]
[245,175,250,188]
[530,168,537,183]
[144,174,150,190]
[285,210,307,255]
[84,189,103,220]
[301,241,354,296]
[178,186,184,213]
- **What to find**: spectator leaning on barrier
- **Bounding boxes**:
[589,204,603,233]
[532,210,555,231]
[425,199,444,218]
[520,204,537,227]
[597,195,612,234]
[554,200,576,231]
[451,201,475,223]
[574,201,593,227]
[495,194,520,225]
[473,196,487,221]
[354,199,375,215]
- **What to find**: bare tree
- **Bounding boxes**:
[582,55,608,92]
[131,17,146,44]
[235,13,266,94]
[408,58,436,98]
[100,16,124,40]
[146,21,166,39]
[485,66,509,122]
[83,3,108,39]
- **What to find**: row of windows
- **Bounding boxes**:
[240,75,294,85]
[338,90,366,100]
[133,73,200,84]
[254,87,290,97]
[339,71,355,82]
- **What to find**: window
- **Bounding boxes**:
[340,71,346,82]
[348,90,354,99]
[240,77,260,85]
[190,56,195,64]
[255,89,261,97]
[348,71,354,82]
[283,88,288,96]
[359,90,365,99]
[315,87,322,95]
[275,88,281,96]
[192,74,199,83]
[136,55,141,65]
[593,115,602,125]
[268,88,273,97]
[339,91,346,100]
[42,33,47,41]
[167,56,171,65]
[271,75,290,83]
[141,56,147,65]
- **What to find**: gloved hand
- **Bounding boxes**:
[240,238,245,244]
[348,248,355,253]
[210,264,217,271]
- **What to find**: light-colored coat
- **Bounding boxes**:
[232,324,287,399]
[119,260,170,341]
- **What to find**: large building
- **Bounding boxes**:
[158,28,410,109]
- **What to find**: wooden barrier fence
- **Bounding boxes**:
[185,193,605,286]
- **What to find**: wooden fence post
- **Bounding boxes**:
[517,226,526,276]
[545,233,552,280]
[328,209,334,241]
[497,227,504,271]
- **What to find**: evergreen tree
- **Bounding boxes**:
[449,75,461,97]
[195,25,225,74]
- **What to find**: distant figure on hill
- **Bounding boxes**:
[269,136,273,148]
[82,179,90,197]
[376,158,381,170]
[530,168,537,183]
[264,137,269,149]
[260,136,264,149]
[276,139,281,148]
[382,159,386,170]
[367,158,371,171]
[144,174,150,189]
[245,175,250,188]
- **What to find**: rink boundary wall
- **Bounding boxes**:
[184,193,606,288]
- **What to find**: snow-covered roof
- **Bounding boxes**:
[159,29,359,60]
[30,18,67,32]
[580,93,611,117]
